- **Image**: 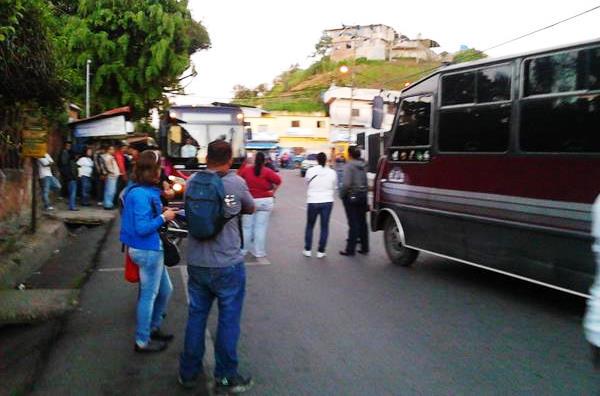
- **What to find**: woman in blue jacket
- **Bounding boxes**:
[120,150,176,353]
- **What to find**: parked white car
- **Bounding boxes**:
[300,153,318,177]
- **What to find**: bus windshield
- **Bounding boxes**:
[164,106,245,167]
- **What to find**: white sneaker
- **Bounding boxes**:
[46,206,55,211]
[302,250,312,257]
[316,252,326,259]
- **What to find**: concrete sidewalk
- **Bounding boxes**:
[0,209,116,396]
[29,219,212,396]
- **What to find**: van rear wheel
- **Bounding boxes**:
[384,217,418,267]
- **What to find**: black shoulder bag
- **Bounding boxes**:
[131,185,180,267]
[155,206,181,267]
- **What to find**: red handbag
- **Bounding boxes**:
[124,248,140,283]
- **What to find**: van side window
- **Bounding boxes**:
[439,106,510,152]
[520,46,600,153]
[520,96,600,152]
[391,95,431,147]
[590,47,600,90]
[442,72,475,106]
[477,65,511,103]
[524,50,587,96]
[439,64,513,153]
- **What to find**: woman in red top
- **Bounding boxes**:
[239,151,282,258]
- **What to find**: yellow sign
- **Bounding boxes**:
[22,130,47,158]
[169,125,182,144]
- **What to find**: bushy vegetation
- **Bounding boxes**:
[452,48,487,64]
[0,0,210,121]
[233,56,440,112]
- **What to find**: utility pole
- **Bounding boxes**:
[347,44,356,143]
[85,59,91,117]
[347,68,354,142]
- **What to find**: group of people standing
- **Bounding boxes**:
[303,146,369,258]
[37,141,134,211]
[117,140,371,394]
[120,142,255,393]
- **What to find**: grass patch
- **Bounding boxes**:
[234,57,441,112]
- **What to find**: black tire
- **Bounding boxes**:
[383,217,418,267]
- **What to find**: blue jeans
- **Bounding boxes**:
[68,180,77,210]
[180,263,246,380]
[242,197,274,257]
[304,202,333,252]
[41,176,60,209]
[129,247,173,346]
[103,176,118,209]
[80,176,91,205]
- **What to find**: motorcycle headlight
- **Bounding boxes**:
[172,183,183,193]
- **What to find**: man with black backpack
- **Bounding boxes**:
[179,140,255,394]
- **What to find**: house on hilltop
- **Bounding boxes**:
[325,24,396,61]
[324,24,440,62]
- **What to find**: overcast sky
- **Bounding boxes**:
[173,0,600,104]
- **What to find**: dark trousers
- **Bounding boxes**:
[94,176,104,203]
[116,176,127,206]
[343,199,369,254]
[80,176,92,206]
[304,202,333,252]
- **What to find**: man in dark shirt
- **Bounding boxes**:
[179,140,255,394]
[58,141,72,197]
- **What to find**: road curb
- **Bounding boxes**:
[0,219,67,289]
[0,218,115,396]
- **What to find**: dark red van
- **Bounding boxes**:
[371,38,600,297]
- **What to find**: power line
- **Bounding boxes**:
[379,4,600,89]
[378,65,443,89]
[482,4,600,52]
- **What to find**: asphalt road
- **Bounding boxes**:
[32,169,599,395]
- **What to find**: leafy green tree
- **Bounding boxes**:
[313,33,332,58]
[62,0,210,118]
[453,48,487,64]
[233,84,257,100]
[0,0,65,109]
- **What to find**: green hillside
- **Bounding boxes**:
[233,57,441,112]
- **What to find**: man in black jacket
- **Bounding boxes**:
[339,146,369,256]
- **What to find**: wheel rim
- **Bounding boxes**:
[387,223,404,254]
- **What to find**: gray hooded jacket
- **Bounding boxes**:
[340,159,368,199]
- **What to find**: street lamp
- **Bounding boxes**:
[85,59,92,118]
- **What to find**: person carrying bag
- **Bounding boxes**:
[120,150,177,353]
[339,146,369,256]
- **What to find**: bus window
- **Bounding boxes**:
[590,47,600,90]
[391,95,432,147]
[477,65,511,103]
[520,46,600,153]
[439,64,512,153]
[524,50,587,96]
[439,105,510,152]
[520,95,600,153]
[442,72,475,106]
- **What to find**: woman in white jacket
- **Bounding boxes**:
[303,152,337,258]
[584,195,600,368]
